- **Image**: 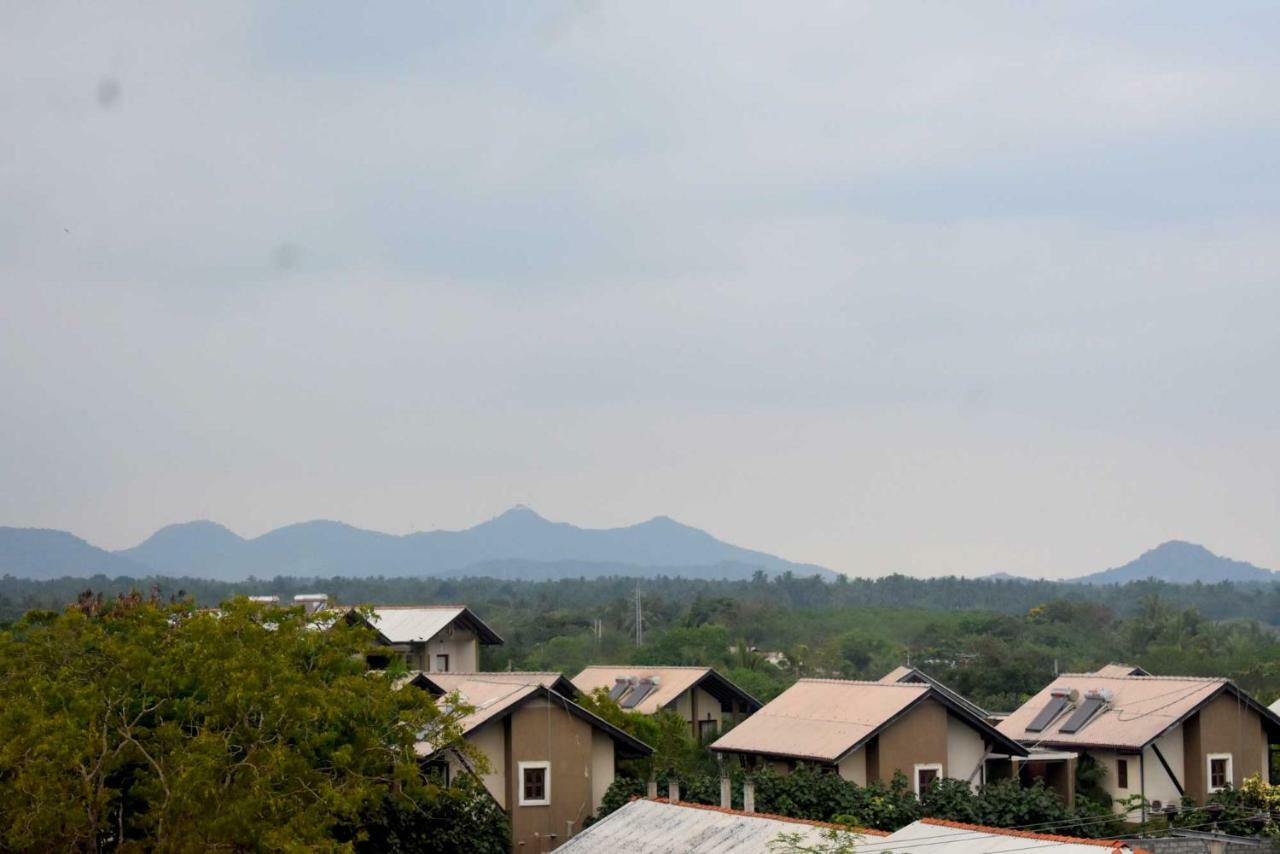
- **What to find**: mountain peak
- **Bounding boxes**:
[1076,540,1274,585]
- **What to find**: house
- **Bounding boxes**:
[554,797,887,853]
[997,671,1280,817]
[571,666,762,739]
[866,818,1148,854]
[710,678,1027,792]
[344,604,503,672]
[409,674,651,853]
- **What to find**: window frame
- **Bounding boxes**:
[518,760,551,807]
[1207,753,1233,793]
[435,653,450,673]
[1116,758,1129,789]
[914,763,944,795]
[697,718,719,741]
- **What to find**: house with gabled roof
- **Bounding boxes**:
[998,671,1280,816]
[344,604,503,672]
[409,673,651,853]
[571,666,762,740]
[710,678,1027,793]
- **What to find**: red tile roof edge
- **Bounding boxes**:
[918,818,1126,848]
[638,797,890,835]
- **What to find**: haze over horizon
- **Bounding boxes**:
[4,2,1279,578]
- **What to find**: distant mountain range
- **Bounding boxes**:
[0,506,839,582]
[1072,540,1276,585]
[0,512,1273,586]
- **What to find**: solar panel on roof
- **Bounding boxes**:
[1058,695,1106,734]
[1025,694,1070,733]
[609,678,632,702]
[621,679,656,709]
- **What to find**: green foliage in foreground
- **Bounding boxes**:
[0,595,506,852]
[597,767,1119,837]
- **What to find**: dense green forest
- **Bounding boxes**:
[5,573,1280,712]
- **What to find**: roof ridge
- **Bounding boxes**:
[796,677,926,687]
[642,798,888,835]
[358,604,469,610]
[1058,673,1226,683]
[579,665,713,671]
[918,818,1123,848]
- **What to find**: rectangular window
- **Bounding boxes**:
[435,654,449,673]
[914,763,943,795]
[1208,754,1232,792]
[1116,758,1128,789]
[698,719,719,741]
[518,761,551,806]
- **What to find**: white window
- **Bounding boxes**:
[1207,753,1233,792]
[518,760,551,806]
[914,763,943,795]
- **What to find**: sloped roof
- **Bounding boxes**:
[346,605,503,645]
[409,676,650,758]
[415,671,578,699]
[555,798,883,853]
[1093,663,1151,678]
[997,674,1279,749]
[711,679,1025,763]
[858,818,1140,854]
[880,666,990,720]
[571,666,761,714]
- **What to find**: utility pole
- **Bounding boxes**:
[635,582,643,647]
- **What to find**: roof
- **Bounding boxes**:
[855,819,1140,854]
[880,665,991,720]
[1093,663,1151,678]
[345,605,504,645]
[407,676,651,758]
[998,673,1280,749]
[414,671,578,699]
[571,666,762,714]
[711,678,1026,763]
[555,798,883,853]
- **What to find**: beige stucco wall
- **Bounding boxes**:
[1183,693,1268,803]
[590,730,615,815]
[460,721,508,808]
[838,748,867,785]
[946,714,986,788]
[508,696,597,852]
[872,698,949,785]
[672,686,726,733]
[1142,726,1185,811]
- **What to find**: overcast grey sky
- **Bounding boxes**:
[3,1,1278,577]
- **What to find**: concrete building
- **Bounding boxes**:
[710,678,1027,792]
[571,666,762,739]
[410,674,651,853]
[998,670,1280,818]
[345,604,503,672]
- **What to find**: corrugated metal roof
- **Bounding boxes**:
[710,679,929,762]
[556,798,875,853]
[859,819,1136,854]
[572,666,715,714]
[998,674,1227,749]
[349,605,503,645]
[1092,663,1150,678]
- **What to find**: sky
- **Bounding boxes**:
[2,1,1278,578]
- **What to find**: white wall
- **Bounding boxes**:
[1141,726,1184,811]
[946,716,986,788]
[461,721,507,808]
[590,730,615,814]
[426,627,478,672]
[672,686,725,733]
[838,748,867,785]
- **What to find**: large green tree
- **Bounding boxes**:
[0,594,504,852]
